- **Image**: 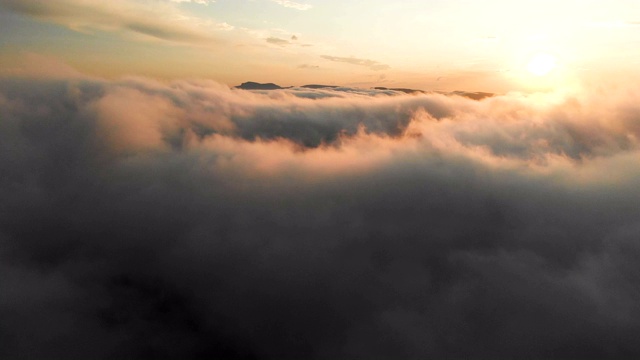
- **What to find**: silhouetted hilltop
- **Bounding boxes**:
[234,81,494,100]
[301,84,339,89]
[374,87,426,94]
[236,82,283,90]
[452,91,494,100]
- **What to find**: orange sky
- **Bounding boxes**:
[1,0,640,92]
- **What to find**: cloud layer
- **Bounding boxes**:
[1,76,640,359]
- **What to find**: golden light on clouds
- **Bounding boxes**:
[3,1,640,357]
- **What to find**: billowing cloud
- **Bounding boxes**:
[2,74,640,359]
[321,55,391,70]
[270,0,312,11]
[0,0,226,45]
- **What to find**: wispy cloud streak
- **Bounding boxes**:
[321,54,391,70]
[0,0,225,45]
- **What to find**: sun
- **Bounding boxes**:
[527,53,557,76]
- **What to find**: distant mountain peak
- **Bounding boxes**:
[373,87,425,94]
[235,82,283,90]
[234,81,494,100]
[301,84,339,89]
[452,91,494,100]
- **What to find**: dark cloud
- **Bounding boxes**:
[321,55,391,71]
[266,36,290,46]
[298,64,320,69]
[2,76,640,359]
[0,0,222,45]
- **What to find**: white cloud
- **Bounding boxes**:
[271,0,312,11]
[216,22,234,31]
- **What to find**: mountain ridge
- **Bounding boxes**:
[235,81,495,100]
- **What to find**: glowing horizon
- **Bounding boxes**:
[1,0,640,92]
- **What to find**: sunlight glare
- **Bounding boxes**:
[527,53,557,76]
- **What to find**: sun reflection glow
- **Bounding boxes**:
[527,53,557,76]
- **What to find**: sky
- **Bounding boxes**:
[2,1,640,359]
[1,0,640,91]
